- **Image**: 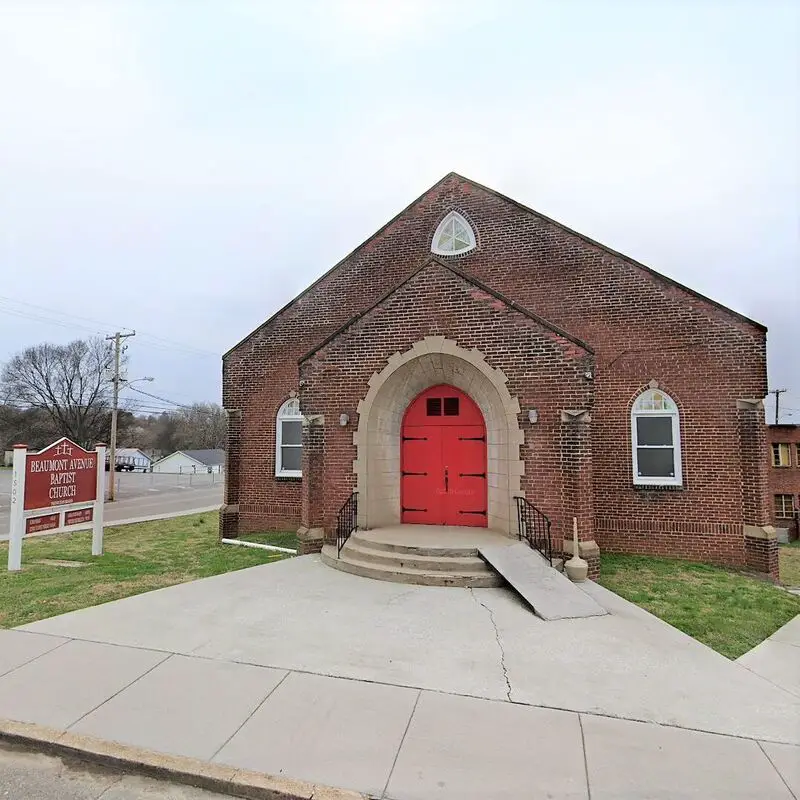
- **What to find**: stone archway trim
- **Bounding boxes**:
[353,336,525,535]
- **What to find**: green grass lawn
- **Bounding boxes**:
[0,512,289,629]
[238,530,299,550]
[599,553,800,659]
[779,540,800,586]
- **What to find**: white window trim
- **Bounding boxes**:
[431,211,477,256]
[631,390,683,487]
[772,443,791,467]
[275,398,303,478]
[775,494,795,518]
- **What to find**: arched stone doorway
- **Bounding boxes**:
[353,336,525,535]
[401,384,487,527]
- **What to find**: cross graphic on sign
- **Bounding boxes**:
[54,442,74,456]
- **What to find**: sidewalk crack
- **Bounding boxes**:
[470,589,512,701]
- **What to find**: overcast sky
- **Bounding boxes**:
[1,1,797,421]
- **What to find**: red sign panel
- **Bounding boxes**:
[24,438,98,511]
[64,507,93,526]
[26,513,60,535]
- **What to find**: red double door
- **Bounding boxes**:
[401,385,487,527]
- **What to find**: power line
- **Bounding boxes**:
[3,400,181,415]
[128,386,189,409]
[0,295,220,359]
[126,387,224,418]
[0,295,119,331]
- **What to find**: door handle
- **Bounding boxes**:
[444,466,449,493]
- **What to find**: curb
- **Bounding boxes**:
[0,718,364,800]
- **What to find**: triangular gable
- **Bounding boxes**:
[152,451,203,468]
[448,172,766,333]
[227,171,765,362]
[298,255,593,364]
[224,173,460,359]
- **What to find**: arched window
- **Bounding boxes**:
[431,211,476,256]
[631,389,682,486]
[275,398,303,478]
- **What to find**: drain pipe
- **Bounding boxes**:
[221,538,297,555]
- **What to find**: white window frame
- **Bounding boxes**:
[431,211,476,256]
[774,494,795,518]
[275,398,303,478]
[772,442,791,467]
[631,389,683,487]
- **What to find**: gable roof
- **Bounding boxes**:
[225,172,765,361]
[153,449,225,466]
[299,255,594,364]
[455,173,766,332]
[181,449,226,466]
[223,173,458,359]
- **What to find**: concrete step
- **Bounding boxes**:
[321,545,504,588]
[341,540,490,573]
[347,530,483,558]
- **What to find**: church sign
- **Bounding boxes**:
[25,439,99,510]
[7,438,106,572]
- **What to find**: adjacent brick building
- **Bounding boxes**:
[767,423,800,541]
[221,173,777,577]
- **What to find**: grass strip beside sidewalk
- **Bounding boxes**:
[599,553,800,659]
[0,512,289,629]
[779,540,800,587]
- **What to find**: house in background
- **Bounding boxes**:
[111,448,153,472]
[151,449,225,474]
[767,423,799,542]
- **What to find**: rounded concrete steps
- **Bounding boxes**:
[341,540,488,573]
[346,530,486,558]
[320,544,503,588]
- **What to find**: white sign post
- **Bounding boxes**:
[7,439,106,572]
[7,445,27,572]
[93,444,106,556]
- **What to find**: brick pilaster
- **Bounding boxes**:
[743,525,779,578]
[219,408,241,540]
[559,408,599,577]
[737,399,770,528]
[300,414,326,552]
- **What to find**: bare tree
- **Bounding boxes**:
[0,338,115,448]
[172,403,227,450]
[0,404,58,450]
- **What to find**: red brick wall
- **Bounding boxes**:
[222,174,768,569]
[298,262,593,539]
[767,424,800,536]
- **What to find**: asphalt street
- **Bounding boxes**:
[0,470,223,539]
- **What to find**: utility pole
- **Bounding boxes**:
[769,388,787,425]
[106,331,135,501]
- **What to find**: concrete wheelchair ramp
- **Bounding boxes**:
[480,542,607,620]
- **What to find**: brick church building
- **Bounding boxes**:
[221,173,778,578]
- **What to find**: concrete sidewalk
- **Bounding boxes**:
[2,556,799,798]
[737,614,800,699]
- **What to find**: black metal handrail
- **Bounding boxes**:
[336,491,358,557]
[515,496,553,565]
